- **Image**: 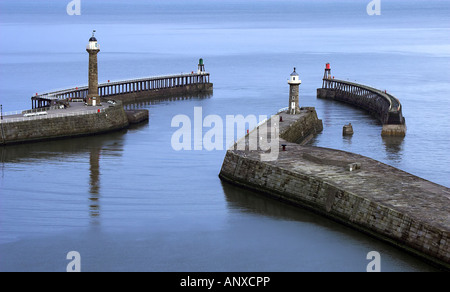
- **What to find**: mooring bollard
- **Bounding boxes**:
[343,123,354,136]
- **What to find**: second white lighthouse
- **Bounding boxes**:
[288,67,301,115]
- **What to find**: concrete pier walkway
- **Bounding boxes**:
[1,102,108,124]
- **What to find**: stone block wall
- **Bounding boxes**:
[0,105,129,145]
[219,107,449,270]
[279,108,323,144]
[219,150,450,269]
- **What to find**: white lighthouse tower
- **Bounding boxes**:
[86,30,100,106]
[288,67,301,114]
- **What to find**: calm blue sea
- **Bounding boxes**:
[0,0,449,272]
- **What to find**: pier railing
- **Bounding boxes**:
[320,77,404,125]
[31,72,210,109]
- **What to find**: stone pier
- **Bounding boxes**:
[0,102,130,145]
[317,64,406,137]
[219,108,450,270]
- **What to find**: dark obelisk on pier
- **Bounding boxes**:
[86,30,100,106]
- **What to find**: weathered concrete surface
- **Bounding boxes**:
[381,124,407,137]
[125,109,149,125]
[0,103,129,145]
[219,109,450,270]
[278,108,323,145]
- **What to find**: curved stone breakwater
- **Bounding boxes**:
[219,108,450,270]
[317,81,406,137]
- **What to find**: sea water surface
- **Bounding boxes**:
[0,0,449,272]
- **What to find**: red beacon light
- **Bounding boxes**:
[326,63,331,70]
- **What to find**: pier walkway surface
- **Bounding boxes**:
[1,102,108,124]
[220,109,450,270]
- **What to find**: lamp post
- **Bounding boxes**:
[1,104,3,120]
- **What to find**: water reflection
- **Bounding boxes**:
[0,148,4,180]
[0,130,125,163]
[321,99,335,128]
[382,136,405,163]
[89,147,101,219]
[0,130,128,224]
[343,134,352,146]
[221,180,326,224]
